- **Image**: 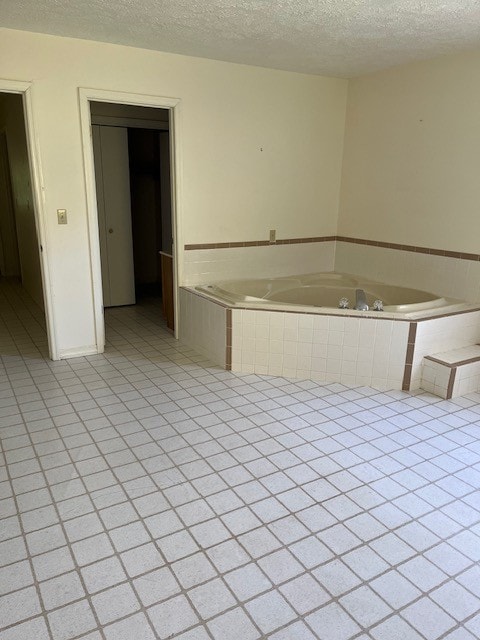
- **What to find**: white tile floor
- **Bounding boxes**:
[1,278,480,640]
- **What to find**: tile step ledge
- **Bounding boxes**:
[421,345,480,399]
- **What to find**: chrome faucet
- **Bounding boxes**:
[355,289,369,311]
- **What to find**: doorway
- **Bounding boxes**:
[80,90,180,353]
[0,91,49,358]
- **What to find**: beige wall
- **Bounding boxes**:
[338,50,480,254]
[0,93,43,306]
[6,25,476,359]
[0,28,347,356]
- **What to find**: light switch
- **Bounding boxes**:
[57,209,67,225]
[269,229,276,244]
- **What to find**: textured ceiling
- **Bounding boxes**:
[1,0,480,77]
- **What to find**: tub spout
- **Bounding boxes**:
[355,289,369,311]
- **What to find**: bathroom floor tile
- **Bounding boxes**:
[104,613,156,640]
[245,590,296,633]
[187,577,237,619]
[39,571,85,610]
[305,602,361,640]
[91,582,140,625]
[147,594,199,638]
[207,608,260,640]
[0,586,41,629]
[80,556,127,594]
[224,562,272,601]
[47,600,97,640]
[2,281,480,640]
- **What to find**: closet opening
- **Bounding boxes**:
[90,101,175,333]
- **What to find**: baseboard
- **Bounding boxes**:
[58,345,100,360]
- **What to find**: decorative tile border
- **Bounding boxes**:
[184,237,336,250]
[446,369,456,399]
[402,322,417,391]
[226,309,232,371]
[336,236,480,261]
[185,235,480,262]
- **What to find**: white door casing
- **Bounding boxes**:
[0,80,57,358]
[79,88,183,352]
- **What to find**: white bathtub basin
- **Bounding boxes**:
[195,272,466,318]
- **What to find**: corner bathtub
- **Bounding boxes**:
[180,272,480,392]
[196,272,465,318]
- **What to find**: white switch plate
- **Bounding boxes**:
[269,229,276,244]
[57,209,67,224]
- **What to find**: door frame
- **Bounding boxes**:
[0,79,57,359]
[78,88,183,352]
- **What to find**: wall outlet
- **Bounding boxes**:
[57,209,67,224]
[269,229,276,244]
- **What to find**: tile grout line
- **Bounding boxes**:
[2,282,480,640]
[4,392,480,636]
[1,335,109,640]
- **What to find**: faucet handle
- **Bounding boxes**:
[339,297,350,309]
[373,300,384,311]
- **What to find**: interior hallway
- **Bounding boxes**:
[0,278,48,359]
[1,280,480,640]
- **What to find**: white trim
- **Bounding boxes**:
[0,78,58,359]
[78,87,183,351]
[78,92,105,353]
[58,345,98,359]
[168,102,183,339]
[0,79,34,94]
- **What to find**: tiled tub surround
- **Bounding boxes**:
[182,240,335,286]
[231,310,410,390]
[335,239,480,304]
[4,279,480,640]
[179,289,227,367]
[184,235,480,304]
[180,287,480,393]
[231,309,480,392]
